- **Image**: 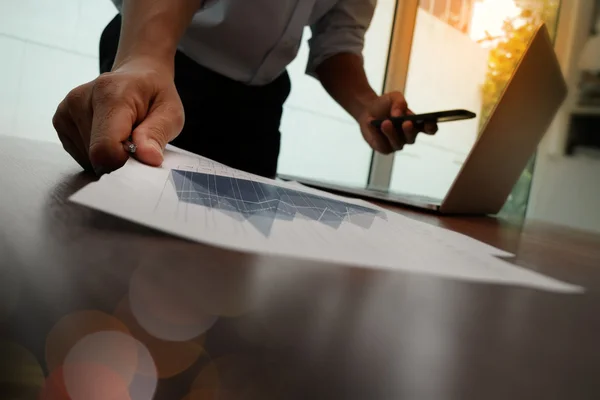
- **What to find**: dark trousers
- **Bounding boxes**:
[99,15,291,178]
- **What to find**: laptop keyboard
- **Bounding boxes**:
[370,189,442,206]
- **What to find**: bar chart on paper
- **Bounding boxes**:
[69,149,583,293]
[169,169,386,237]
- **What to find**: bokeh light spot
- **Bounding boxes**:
[114,297,208,379]
[0,341,44,399]
[39,363,130,400]
[45,310,130,374]
[129,264,218,342]
[63,331,139,386]
[63,331,157,400]
[191,355,279,399]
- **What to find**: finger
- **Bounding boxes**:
[405,108,423,134]
[406,108,437,134]
[368,95,392,120]
[364,120,394,154]
[390,102,405,118]
[89,103,135,174]
[53,105,93,171]
[131,96,184,166]
[61,133,94,172]
[390,94,408,118]
[424,122,438,135]
[402,121,418,145]
[381,119,405,151]
[65,83,94,150]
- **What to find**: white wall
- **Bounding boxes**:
[527,0,600,233]
[388,9,489,198]
[0,0,117,142]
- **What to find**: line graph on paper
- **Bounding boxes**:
[156,158,386,237]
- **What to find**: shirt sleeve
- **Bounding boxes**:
[306,0,377,78]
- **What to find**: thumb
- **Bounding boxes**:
[389,92,408,117]
[132,99,185,166]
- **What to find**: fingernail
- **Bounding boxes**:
[147,139,164,164]
[149,139,163,156]
[147,138,158,151]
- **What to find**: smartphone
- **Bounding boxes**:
[370,109,476,131]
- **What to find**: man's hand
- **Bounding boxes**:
[53,59,184,174]
[53,0,201,174]
[315,54,437,155]
[358,91,438,154]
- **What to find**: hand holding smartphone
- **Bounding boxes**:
[370,109,476,132]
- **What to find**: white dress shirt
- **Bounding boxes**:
[109,0,377,85]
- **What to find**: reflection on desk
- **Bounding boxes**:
[1,135,600,400]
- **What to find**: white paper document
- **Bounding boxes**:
[70,147,582,293]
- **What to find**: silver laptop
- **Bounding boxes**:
[279,24,567,215]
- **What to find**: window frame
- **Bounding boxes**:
[368,0,419,189]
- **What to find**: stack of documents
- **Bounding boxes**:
[70,146,582,294]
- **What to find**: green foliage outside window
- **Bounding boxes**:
[477,1,561,221]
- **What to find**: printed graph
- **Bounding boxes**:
[170,169,386,236]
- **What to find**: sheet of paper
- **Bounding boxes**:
[69,148,583,293]
[284,180,515,258]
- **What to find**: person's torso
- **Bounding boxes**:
[110,0,339,85]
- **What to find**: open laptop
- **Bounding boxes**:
[279,24,568,215]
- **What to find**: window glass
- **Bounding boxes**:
[277,0,398,186]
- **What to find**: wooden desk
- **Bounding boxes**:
[1,135,599,400]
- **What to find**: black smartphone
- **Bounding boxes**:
[370,109,476,131]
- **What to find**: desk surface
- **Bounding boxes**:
[1,135,600,400]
